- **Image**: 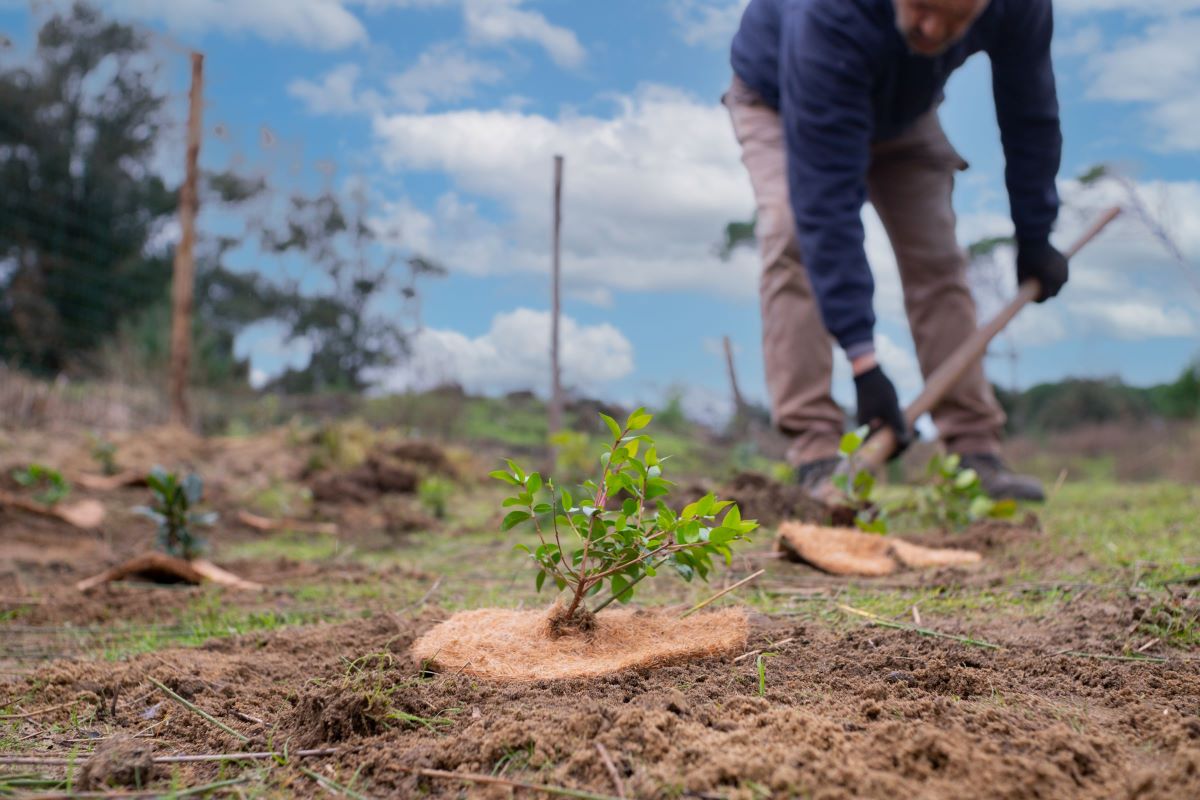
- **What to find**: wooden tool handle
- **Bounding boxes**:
[856,206,1123,470]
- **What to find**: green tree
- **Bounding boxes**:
[0,2,176,373]
[260,189,446,392]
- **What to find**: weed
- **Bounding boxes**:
[88,434,119,476]
[417,476,454,520]
[134,468,216,560]
[756,652,777,697]
[12,463,70,506]
[496,409,758,625]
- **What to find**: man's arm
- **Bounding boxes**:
[779,3,879,359]
[990,0,1062,243]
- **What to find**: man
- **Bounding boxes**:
[725,0,1066,501]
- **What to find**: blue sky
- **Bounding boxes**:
[4,0,1199,421]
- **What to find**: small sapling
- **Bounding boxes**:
[134,467,217,560]
[495,409,758,635]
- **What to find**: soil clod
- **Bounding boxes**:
[78,736,159,790]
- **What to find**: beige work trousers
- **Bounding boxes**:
[723,75,1005,466]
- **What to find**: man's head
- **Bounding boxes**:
[892,0,990,56]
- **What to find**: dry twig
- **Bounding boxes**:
[594,742,626,799]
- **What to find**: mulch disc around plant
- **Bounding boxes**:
[75,552,263,592]
[411,607,748,681]
[776,522,983,577]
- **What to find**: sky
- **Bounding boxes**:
[3,0,1199,423]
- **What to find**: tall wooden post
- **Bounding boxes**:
[548,155,564,462]
[169,51,204,427]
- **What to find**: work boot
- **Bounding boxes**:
[957,453,1046,502]
[795,457,841,502]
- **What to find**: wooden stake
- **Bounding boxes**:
[169,51,205,428]
[723,336,745,421]
[548,154,565,469]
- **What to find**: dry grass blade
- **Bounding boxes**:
[148,677,250,743]
[0,749,336,767]
[837,604,1002,650]
[397,765,625,800]
[594,742,626,799]
[0,701,75,720]
[299,765,372,800]
[680,569,765,619]
[15,776,247,799]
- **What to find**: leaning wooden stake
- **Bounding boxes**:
[169,51,205,428]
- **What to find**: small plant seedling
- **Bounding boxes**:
[12,463,71,506]
[495,409,758,633]
[417,476,454,520]
[756,652,777,697]
[893,453,1017,531]
[134,467,217,560]
[88,435,119,476]
[831,427,887,534]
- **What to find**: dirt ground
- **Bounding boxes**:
[2,426,1198,799]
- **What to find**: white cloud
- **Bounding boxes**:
[386,44,505,111]
[372,84,760,300]
[102,0,367,50]
[289,64,366,115]
[670,0,749,48]
[1055,0,1200,14]
[290,47,503,115]
[374,308,634,395]
[463,0,585,68]
[1080,14,1200,151]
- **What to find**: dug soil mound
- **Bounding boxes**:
[308,440,456,505]
[411,607,748,681]
[6,608,1199,799]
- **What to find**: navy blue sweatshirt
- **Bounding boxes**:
[731,0,1061,354]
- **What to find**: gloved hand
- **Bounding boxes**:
[854,365,913,458]
[1017,239,1069,303]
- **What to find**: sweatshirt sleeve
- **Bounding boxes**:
[779,4,878,355]
[989,0,1062,243]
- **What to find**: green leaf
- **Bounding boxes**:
[501,510,531,531]
[501,496,525,507]
[533,503,553,514]
[513,543,531,554]
[526,473,543,494]
[839,429,864,456]
[600,413,623,440]
[625,409,653,431]
[954,469,979,490]
[535,570,547,592]
[490,470,521,486]
[504,459,526,482]
[968,495,996,520]
[989,499,1018,519]
[723,504,742,529]
[611,574,631,604]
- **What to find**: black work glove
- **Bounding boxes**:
[1017,239,1069,303]
[854,366,913,459]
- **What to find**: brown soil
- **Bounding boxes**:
[674,471,831,528]
[5,606,1197,799]
[78,735,159,790]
